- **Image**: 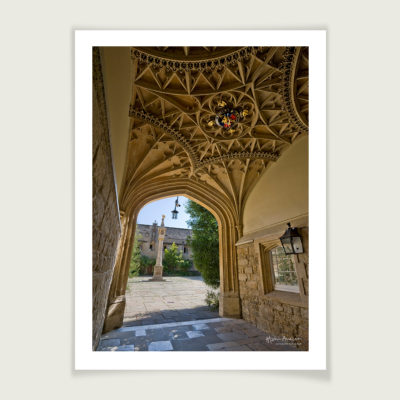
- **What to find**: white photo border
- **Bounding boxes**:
[75,30,326,370]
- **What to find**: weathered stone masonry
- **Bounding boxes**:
[92,47,121,350]
[136,223,193,261]
[236,227,309,350]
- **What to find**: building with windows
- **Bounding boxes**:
[136,222,193,260]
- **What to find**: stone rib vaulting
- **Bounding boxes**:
[93,46,309,350]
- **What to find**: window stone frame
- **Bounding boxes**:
[256,237,307,305]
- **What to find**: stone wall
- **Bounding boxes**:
[137,223,193,261]
[237,236,309,350]
[92,47,121,350]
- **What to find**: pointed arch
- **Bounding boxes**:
[103,178,242,333]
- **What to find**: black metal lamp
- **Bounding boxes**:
[279,223,304,255]
[171,197,181,219]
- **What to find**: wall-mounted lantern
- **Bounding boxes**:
[171,196,181,219]
[279,223,304,255]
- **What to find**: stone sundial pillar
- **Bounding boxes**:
[152,215,166,281]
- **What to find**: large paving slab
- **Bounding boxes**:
[123,276,219,325]
[96,276,302,351]
[98,318,301,352]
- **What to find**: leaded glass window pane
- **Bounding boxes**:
[270,246,299,292]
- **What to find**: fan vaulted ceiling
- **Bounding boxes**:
[121,46,308,222]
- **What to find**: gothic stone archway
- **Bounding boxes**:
[104,178,241,332]
[95,46,309,343]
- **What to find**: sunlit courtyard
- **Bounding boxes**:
[123,276,218,325]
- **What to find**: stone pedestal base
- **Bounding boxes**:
[219,293,242,318]
[102,295,125,334]
[149,265,165,281]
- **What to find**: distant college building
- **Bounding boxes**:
[136,221,193,261]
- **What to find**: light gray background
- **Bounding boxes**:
[1,1,399,399]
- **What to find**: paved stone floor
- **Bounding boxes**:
[123,276,219,326]
[97,277,300,352]
[98,317,299,351]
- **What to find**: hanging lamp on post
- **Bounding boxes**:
[171,196,181,219]
[279,223,304,255]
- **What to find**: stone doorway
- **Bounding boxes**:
[122,195,221,326]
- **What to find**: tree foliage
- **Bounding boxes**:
[163,242,191,275]
[163,242,183,273]
[140,255,156,275]
[185,200,220,288]
[129,229,142,277]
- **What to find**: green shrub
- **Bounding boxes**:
[129,229,142,277]
[163,242,184,275]
[205,290,219,311]
[179,259,193,276]
[129,230,157,277]
[140,255,156,275]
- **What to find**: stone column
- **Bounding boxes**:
[218,222,242,318]
[102,212,135,334]
[151,215,167,281]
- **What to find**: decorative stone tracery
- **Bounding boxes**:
[132,46,259,72]
[196,151,279,169]
[280,47,309,133]
[123,46,308,220]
